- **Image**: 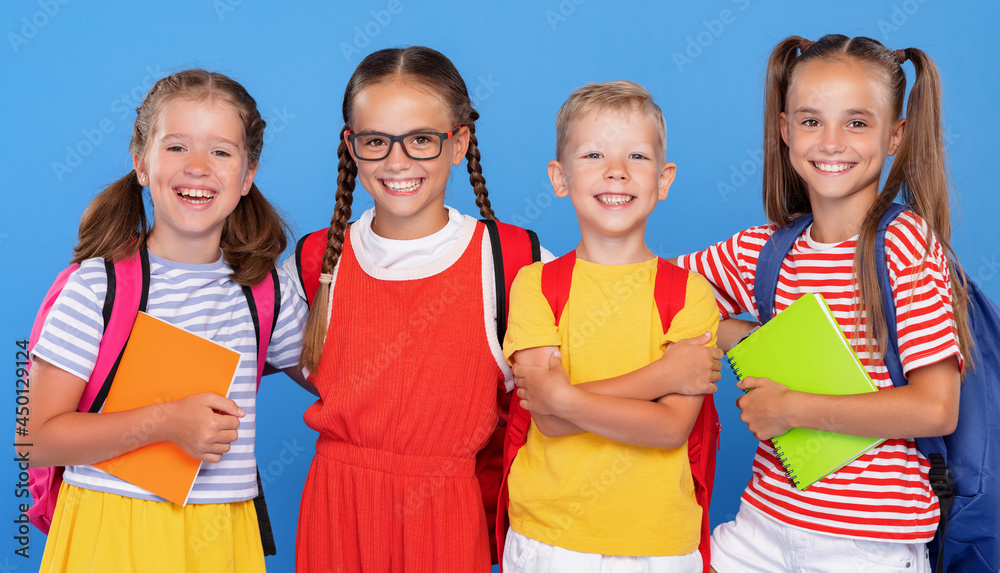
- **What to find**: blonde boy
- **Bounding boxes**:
[501,81,722,572]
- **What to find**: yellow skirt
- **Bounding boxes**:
[40,482,266,573]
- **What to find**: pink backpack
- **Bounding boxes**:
[25,246,278,553]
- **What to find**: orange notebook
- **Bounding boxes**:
[93,312,242,505]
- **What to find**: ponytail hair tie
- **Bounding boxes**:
[799,38,815,54]
[319,273,334,285]
[894,49,907,64]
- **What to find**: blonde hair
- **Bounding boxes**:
[554,80,666,159]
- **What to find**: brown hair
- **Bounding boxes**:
[554,80,667,160]
[300,46,493,372]
[73,69,287,286]
[762,34,972,369]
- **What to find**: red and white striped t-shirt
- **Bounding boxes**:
[678,211,962,542]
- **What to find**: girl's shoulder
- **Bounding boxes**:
[61,256,111,298]
[883,209,939,266]
[725,222,782,258]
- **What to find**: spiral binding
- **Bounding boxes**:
[772,443,802,488]
[728,354,804,488]
[725,355,742,380]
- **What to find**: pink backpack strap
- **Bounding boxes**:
[80,249,148,412]
[25,248,147,534]
[244,269,278,389]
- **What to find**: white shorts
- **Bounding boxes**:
[502,528,702,573]
[710,501,930,573]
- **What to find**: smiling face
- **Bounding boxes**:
[780,58,905,215]
[549,107,675,244]
[346,79,470,239]
[134,96,255,262]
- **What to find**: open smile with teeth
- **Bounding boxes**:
[595,193,635,206]
[811,161,856,173]
[176,188,216,204]
[381,178,423,193]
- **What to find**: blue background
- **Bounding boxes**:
[3,1,998,571]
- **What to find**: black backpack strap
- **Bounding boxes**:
[482,219,507,342]
[254,469,276,556]
[240,270,280,557]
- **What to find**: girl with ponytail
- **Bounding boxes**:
[677,35,970,572]
[284,46,550,572]
[26,69,310,572]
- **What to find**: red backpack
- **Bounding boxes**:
[294,219,541,564]
[497,251,719,572]
[25,245,280,554]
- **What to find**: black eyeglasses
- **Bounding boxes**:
[345,127,462,161]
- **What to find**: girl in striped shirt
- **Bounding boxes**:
[678,35,971,572]
[24,69,309,572]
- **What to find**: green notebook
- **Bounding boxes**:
[726,293,885,490]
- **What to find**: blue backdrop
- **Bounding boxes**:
[4,1,998,570]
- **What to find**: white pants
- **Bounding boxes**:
[502,528,702,573]
[710,501,931,573]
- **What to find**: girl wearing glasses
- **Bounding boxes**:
[284,46,552,572]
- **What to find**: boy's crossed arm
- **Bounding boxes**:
[511,334,722,449]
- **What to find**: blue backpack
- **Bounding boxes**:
[755,203,1000,573]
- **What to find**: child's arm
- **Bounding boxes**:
[512,331,722,401]
[510,346,586,437]
[21,357,245,468]
[513,346,704,449]
[736,356,960,440]
[718,317,759,353]
[281,366,319,396]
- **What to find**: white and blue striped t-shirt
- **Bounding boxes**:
[32,250,308,504]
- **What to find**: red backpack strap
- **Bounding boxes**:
[540,251,577,324]
[294,229,330,307]
[655,259,719,573]
[478,219,540,566]
[497,251,577,564]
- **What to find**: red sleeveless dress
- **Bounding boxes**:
[296,224,501,572]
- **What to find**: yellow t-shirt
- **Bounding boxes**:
[503,258,719,556]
